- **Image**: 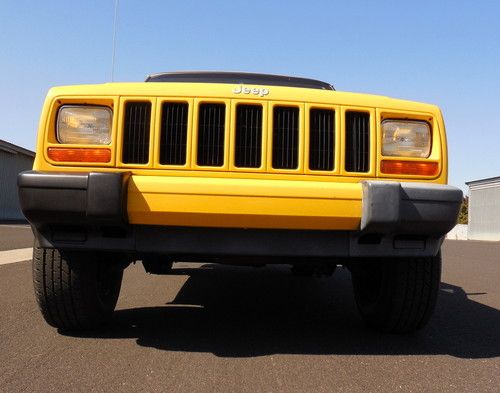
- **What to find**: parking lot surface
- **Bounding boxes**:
[0,224,33,251]
[0,225,498,393]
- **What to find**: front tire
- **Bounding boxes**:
[350,252,441,333]
[32,246,124,330]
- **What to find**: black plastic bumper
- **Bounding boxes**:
[360,181,463,235]
[18,171,132,251]
[18,171,462,258]
[350,181,463,257]
[18,171,129,227]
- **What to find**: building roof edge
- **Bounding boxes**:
[466,176,500,187]
[0,139,35,158]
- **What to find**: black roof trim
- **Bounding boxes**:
[145,71,334,91]
[466,176,500,186]
[0,139,35,158]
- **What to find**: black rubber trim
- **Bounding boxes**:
[18,171,88,189]
[31,224,446,259]
[87,172,128,219]
[145,71,335,90]
[18,171,129,227]
[360,181,463,235]
[135,226,349,257]
[20,174,460,259]
[400,182,463,202]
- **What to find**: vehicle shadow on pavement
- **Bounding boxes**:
[65,264,500,359]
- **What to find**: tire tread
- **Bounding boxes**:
[352,252,442,333]
[31,246,123,330]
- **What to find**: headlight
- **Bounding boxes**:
[57,105,112,144]
[382,120,431,158]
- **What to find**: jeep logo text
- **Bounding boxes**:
[232,85,269,97]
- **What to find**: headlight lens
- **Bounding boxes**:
[382,120,431,158]
[57,105,112,144]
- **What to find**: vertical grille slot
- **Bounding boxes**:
[160,102,188,165]
[197,103,225,167]
[122,102,151,164]
[309,109,335,171]
[345,111,370,172]
[272,106,299,169]
[235,105,262,168]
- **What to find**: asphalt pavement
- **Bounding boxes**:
[0,225,498,393]
[0,224,33,251]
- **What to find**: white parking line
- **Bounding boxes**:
[0,248,32,266]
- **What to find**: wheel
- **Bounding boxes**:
[350,252,441,333]
[32,246,124,330]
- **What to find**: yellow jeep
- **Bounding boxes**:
[18,72,462,332]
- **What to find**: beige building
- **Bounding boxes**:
[466,176,500,241]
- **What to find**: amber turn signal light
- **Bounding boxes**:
[381,160,438,176]
[47,147,111,163]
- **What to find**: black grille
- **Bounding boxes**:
[345,111,370,172]
[272,107,299,169]
[235,105,262,168]
[160,102,188,165]
[122,102,151,164]
[197,104,225,167]
[309,109,335,171]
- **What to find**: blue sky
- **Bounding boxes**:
[1,0,499,191]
